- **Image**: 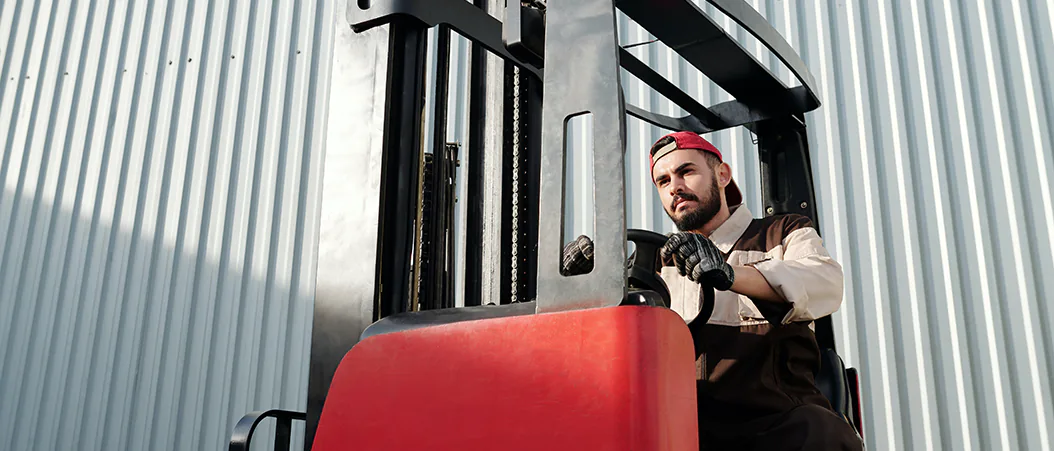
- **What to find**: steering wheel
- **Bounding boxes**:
[626,229,715,325]
[626,229,672,306]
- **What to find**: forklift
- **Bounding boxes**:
[230,0,863,449]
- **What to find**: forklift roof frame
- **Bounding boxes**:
[349,0,822,134]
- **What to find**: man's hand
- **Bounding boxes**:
[560,235,594,276]
[660,232,735,290]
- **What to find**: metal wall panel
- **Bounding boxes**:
[0,0,332,449]
[568,1,1054,450]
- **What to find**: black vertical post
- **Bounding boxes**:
[756,116,834,350]
[519,72,542,303]
[421,26,452,310]
[274,417,292,451]
[463,6,489,307]
[441,144,459,309]
[376,20,429,318]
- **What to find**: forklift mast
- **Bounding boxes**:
[229,1,856,450]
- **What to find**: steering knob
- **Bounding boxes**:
[626,229,715,325]
[626,229,673,308]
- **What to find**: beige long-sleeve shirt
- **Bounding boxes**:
[662,205,844,327]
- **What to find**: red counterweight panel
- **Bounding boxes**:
[312,306,699,451]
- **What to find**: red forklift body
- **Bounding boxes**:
[312,306,698,450]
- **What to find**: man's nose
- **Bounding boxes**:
[668,178,687,196]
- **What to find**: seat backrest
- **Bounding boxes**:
[313,306,699,451]
[815,348,853,427]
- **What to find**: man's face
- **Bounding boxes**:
[651,148,726,231]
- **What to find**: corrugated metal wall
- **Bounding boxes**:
[563,1,1054,450]
[0,0,333,449]
[4,0,1053,450]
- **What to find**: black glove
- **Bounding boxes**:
[560,235,594,276]
[659,232,735,291]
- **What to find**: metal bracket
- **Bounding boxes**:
[504,2,546,67]
[535,0,627,313]
[756,118,818,222]
[348,0,543,79]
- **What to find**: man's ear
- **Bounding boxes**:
[716,162,732,188]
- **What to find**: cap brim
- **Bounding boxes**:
[725,178,743,207]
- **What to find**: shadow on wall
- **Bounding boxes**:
[0,179,314,451]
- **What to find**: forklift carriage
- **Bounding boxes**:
[230,0,863,449]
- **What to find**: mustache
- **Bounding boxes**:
[670,192,699,210]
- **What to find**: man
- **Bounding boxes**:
[561,131,862,450]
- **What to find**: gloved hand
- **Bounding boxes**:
[560,235,594,276]
[660,232,735,291]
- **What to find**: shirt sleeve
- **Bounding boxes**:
[750,223,844,324]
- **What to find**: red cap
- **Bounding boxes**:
[649,131,743,207]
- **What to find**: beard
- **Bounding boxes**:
[668,177,722,232]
